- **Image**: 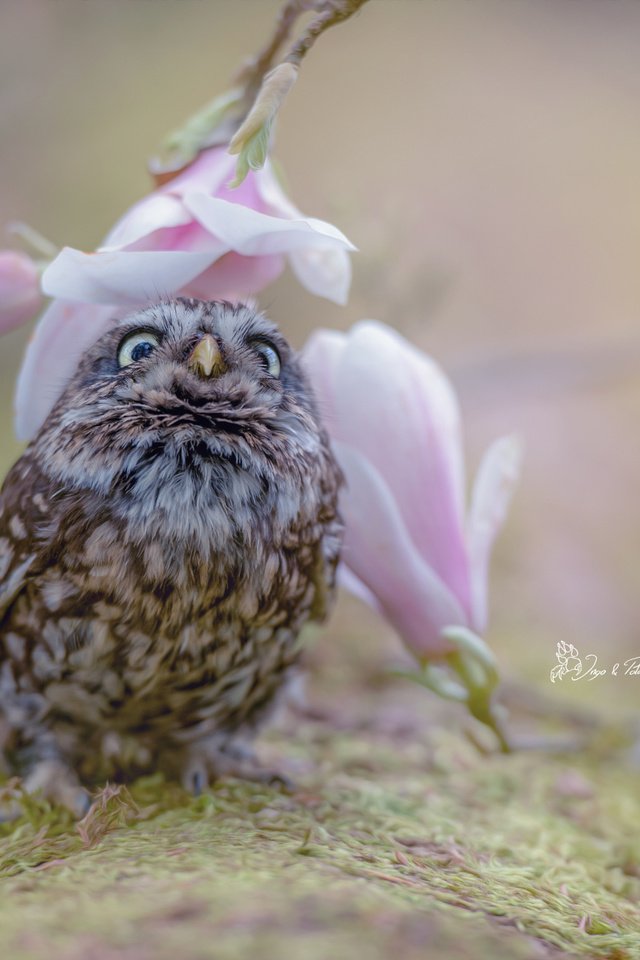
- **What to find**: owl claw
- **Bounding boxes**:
[264,771,294,792]
[0,800,22,823]
[188,766,208,797]
[74,789,93,818]
[23,759,91,818]
[180,740,295,793]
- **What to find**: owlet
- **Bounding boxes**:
[0,299,342,814]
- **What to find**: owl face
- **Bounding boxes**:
[88,298,302,417]
[36,299,325,501]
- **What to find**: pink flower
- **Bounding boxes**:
[302,321,522,661]
[15,147,355,441]
[0,251,41,334]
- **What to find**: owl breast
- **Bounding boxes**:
[1,452,336,780]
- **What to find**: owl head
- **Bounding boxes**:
[34,300,331,514]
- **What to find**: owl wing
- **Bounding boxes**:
[0,451,51,625]
[307,470,343,623]
[308,551,334,623]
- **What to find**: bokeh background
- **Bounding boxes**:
[2,0,640,717]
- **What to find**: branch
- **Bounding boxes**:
[151,0,371,185]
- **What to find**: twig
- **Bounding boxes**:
[234,0,316,95]
[285,0,370,67]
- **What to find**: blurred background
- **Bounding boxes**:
[1,0,640,716]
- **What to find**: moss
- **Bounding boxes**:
[0,710,639,959]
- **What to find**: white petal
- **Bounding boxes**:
[183,193,356,257]
[42,248,223,305]
[14,300,119,441]
[336,441,466,659]
[255,163,353,303]
[288,246,352,305]
[466,434,523,633]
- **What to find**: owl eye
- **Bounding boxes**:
[252,340,281,378]
[118,331,161,368]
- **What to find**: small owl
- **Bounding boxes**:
[0,299,342,814]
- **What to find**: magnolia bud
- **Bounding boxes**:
[228,63,298,187]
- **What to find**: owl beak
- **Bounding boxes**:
[188,334,225,379]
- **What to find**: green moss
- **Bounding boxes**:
[0,714,639,959]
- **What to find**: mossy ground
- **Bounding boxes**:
[1,635,639,960]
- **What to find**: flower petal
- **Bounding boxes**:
[335,441,466,659]
[42,248,222,305]
[337,564,383,615]
[101,148,267,253]
[331,321,472,616]
[183,193,356,257]
[0,251,41,333]
[15,300,118,441]
[183,250,285,301]
[300,328,346,432]
[100,194,192,252]
[288,246,352,305]
[466,434,523,633]
[165,146,236,198]
[255,164,355,306]
[252,162,300,219]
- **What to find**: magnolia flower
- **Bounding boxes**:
[302,320,522,663]
[0,251,41,334]
[15,146,354,441]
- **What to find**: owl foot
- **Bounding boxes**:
[0,781,23,823]
[181,740,294,795]
[23,760,91,818]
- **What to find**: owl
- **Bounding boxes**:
[0,299,342,815]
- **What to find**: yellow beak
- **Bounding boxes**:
[188,334,225,378]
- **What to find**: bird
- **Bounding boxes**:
[0,298,343,815]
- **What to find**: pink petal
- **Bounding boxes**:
[336,441,466,660]
[466,435,523,633]
[337,565,383,615]
[100,149,266,254]
[332,321,472,616]
[211,159,272,212]
[183,250,285,300]
[42,248,222,305]
[15,300,119,441]
[253,162,300,219]
[163,147,236,198]
[100,194,192,252]
[0,251,41,333]
[300,328,346,434]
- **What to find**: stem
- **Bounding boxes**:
[486,709,511,754]
[228,0,371,185]
[152,0,371,181]
[285,0,370,67]
[7,222,58,259]
[234,0,316,95]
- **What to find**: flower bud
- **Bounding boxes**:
[302,321,523,659]
[228,63,298,186]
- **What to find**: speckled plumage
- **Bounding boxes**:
[0,299,342,812]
